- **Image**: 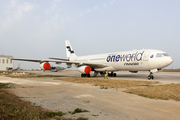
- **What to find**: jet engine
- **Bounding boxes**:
[78,66,91,74]
[40,62,51,70]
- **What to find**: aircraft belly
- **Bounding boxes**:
[94,66,116,71]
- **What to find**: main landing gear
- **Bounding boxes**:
[101,71,117,77]
[147,72,154,80]
[108,72,117,77]
[81,73,90,77]
[97,71,117,78]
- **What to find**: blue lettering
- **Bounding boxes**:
[106,55,111,62]
[111,55,115,62]
[136,51,144,61]
[116,55,120,62]
[106,51,144,63]
[121,55,126,61]
[126,54,131,62]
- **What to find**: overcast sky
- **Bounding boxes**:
[0,0,180,69]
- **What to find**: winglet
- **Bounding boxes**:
[65,40,77,58]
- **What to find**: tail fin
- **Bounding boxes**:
[65,40,77,58]
[17,64,20,68]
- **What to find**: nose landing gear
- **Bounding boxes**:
[147,72,154,80]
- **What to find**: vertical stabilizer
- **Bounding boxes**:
[65,40,77,58]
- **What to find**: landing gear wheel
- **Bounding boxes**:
[81,74,85,77]
[147,72,154,80]
[147,75,154,80]
[108,73,110,77]
[81,74,90,77]
[109,72,117,77]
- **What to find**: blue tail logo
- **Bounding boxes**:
[66,46,74,53]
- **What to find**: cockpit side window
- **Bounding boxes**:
[156,53,169,57]
[163,53,169,56]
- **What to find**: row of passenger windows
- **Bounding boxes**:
[156,53,169,57]
[0,59,13,64]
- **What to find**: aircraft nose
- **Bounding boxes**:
[166,57,173,65]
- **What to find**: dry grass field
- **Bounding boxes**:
[55,78,180,101]
[0,71,65,78]
[125,84,180,101]
[54,77,159,88]
[162,69,180,72]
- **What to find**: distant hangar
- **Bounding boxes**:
[0,55,13,70]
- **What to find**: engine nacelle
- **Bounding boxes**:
[40,62,51,70]
[78,66,91,74]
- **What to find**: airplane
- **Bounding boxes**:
[11,40,173,80]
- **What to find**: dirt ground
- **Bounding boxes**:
[1,74,180,120]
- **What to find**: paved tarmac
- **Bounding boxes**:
[26,70,180,84]
[0,70,180,120]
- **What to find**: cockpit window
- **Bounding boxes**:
[156,53,169,57]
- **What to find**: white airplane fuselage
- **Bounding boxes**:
[69,49,173,72]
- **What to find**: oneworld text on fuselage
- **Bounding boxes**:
[106,51,144,62]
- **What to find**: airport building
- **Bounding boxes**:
[0,55,13,70]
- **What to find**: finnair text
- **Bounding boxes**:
[106,51,144,62]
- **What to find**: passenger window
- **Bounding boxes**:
[156,53,163,57]
[156,53,169,57]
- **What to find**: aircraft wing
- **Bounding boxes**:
[81,62,108,68]
[49,57,69,61]
[52,60,108,68]
[49,57,108,68]
[12,58,108,68]
[11,58,60,63]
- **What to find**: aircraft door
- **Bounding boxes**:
[143,52,150,61]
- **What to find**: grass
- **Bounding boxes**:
[69,108,89,114]
[45,111,65,118]
[0,71,66,78]
[55,77,180,101]
[76,117,88,120]
[0,83,68,120]
[100,85,108,89]
[162,69,180,72]
[0,83,11,89]
[8,72,65,78]
[125,84,180,101]
[54,77,159,88]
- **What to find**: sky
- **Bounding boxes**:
[0,0,180,69]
